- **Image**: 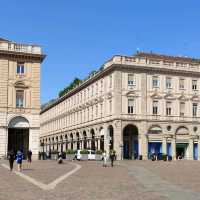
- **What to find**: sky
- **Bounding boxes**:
[1,0,200,104]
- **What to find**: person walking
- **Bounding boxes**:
[8,150,15,171]
[27,150,32,168]
[16,150,23,172]
[102,151,107,167]
[110,151,116,167]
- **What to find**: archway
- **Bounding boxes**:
[123,124,138,159]
[108,125,114,151]
[90,129,95,150]
[76,132,80,150]
[70,133,73,150]
[8,116,29,159]
[175,126,189,159]
[83,131,87,149]
[99,127,104,151]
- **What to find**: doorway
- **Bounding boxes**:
[8,128,29,159]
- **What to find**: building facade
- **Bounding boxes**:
[0,38,45,159]
[40,52,200,160]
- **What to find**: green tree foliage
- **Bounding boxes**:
[59,77,82,97]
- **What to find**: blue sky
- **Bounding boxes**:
[1,0,200,103]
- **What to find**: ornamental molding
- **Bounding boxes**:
[151,92,162,99]
[178,93,189,101]
[164,92,176,100]
[106,92,113,99]
[191,94,200,102]
[126,91,139,98]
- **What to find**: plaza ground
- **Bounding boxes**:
[0,160,200,200]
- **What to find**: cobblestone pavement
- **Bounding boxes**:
[0,159,199,200]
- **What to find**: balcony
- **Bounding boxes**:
[0,41,42,54]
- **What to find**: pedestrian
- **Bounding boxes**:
[110,151,116,167]
[27,150,32,168]
[16,150,23,172]
[102,151,107,167]
[8,150,15,171]
[58,152,63,164]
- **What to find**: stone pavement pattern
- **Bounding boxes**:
[0,160,200,200]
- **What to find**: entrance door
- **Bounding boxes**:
[176,143,188,159]
[8,128,29,159]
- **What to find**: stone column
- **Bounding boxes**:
[188,138,194,160]
[171,137,176,160]
[162,136,167,155]
[198,138,200,160]
[104,127,110,154]
[113,120,122,160]
[138,123,148,160]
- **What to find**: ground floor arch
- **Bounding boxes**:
[123,124,138,159]
[8,116,30,159]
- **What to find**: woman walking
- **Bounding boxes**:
[8,150,15,171]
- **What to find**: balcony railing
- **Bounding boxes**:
[0,42,42,54]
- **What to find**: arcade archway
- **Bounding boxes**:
[8,116,29,159]
[123,124,138,159]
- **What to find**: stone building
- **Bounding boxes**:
[0,38,45,159]
[40,52,200,160]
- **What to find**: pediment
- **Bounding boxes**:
[164,93,176,100]
[107,92,113,99]
[126,91,139,97]
[14,81,28,88]
[191,94,200,102]
[178,94,189,101]
[151,92,162,99]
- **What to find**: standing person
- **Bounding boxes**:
[27,150,32,168]
[16,150,23,172]
[102,151,107,167]
[110,151,116,167]
[8,150,15,171]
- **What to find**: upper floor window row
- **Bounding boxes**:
[152,76,198,91]
[17,62,25,75]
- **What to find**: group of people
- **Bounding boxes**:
[102,151,116,167]
[7,150,32,171]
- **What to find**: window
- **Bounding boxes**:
[128,74,135,86]
[109,100,112,114]
[192,80,197,91]
[109,75,112,88]
[128,99,134,114]
[180,102,185,116]
[152,76,159,88]
[153,101,158,115]
[100,103,103,117]
[96,105,98,117]
[166,102,172,116]
[101,80,103,93]
[179,79,185,89]
[193,103,198,117]
[166,77,172,89]
[17,63,24,75]
[16,90,24,108]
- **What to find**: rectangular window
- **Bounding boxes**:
[17,63,24,75]
[179,79,185,89]
[166,77,172,89]
[109,100,112,114]
[109,75,112,88]
[100,103,103,117]
[96,105,98,117]
[128,74,135,86]
[166,102,172,116]
[128,99,134,114]
[193,103,198,117]
[153,101,158,115]
[152,76,159,88]
[16,90,24,108]
[180,102,185,116]
[192,80,197,91]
